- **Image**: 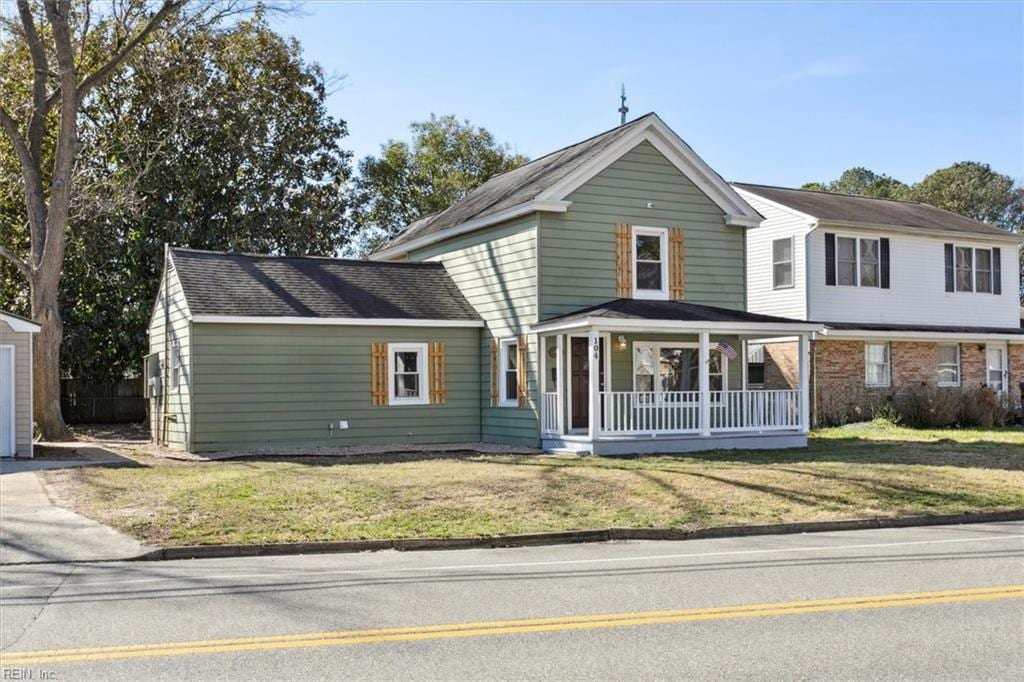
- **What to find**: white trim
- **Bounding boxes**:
[531,316,824,335]
[985,342,1008,394]
[952,244,996,295]
[630,340,727,393]
[733,187,817,224]
[498,338,519,408]
[833,233,882,288]
[566,333,611,433]
[864,341,891,388]
[369,200,571,261]
[0,314,40,334]
[818,328,1024,343]
[631,226,669,300]
[814,220,1023,245]
[387,342,429,406]
[191,315,484,328]
[0,344,15,458]
[771,235,795,290]
[937,343,961,387]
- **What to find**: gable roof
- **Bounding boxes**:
[371,113,762,260]
[733,183,1018,240]
[168,248,481,323]
[1,311,40,333]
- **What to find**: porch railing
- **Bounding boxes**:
[541,392,560,434]
[593,389,801,437]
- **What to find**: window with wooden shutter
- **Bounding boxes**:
[517,335,528,408]
[490,338,499,407]
[428,341,446,405]
[669,227,685,300]
[615,223,633,298]
[370,342,388,406]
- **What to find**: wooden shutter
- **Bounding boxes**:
[944,243,954,292]
[517,335,528,408]
[370,342,388,406]
[992,247,1002,295]
[879,238,890,289]
[489,338,499,407]
[615,223,633,298]
[824,233,836,286]
[669,227,685,300]
[428,341,446,405]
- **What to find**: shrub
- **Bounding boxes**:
[957,386,1012,428]
[892,384,959,428]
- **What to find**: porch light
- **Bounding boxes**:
[617,335,627,350]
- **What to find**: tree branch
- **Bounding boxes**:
[0,244,32,279]
[16,0,52,164]
[76,0,186,102]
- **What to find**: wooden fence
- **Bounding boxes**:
[61,377,147,424]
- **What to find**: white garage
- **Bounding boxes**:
[1,312,40,458]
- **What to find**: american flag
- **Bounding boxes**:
[715,340,738,360]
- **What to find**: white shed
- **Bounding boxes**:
[0,312,40,458]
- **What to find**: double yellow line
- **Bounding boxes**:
[2,585,1020,665]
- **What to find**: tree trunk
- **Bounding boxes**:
[31,270,72,441]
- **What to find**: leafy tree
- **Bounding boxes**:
[350,114,527,255]
[802,167,909,199]
[1,3,352,409]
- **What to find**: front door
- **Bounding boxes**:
[570,337,605,430]
[0,345,14,458]
[986,343,1007,393]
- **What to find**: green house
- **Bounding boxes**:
[148,113,820,454]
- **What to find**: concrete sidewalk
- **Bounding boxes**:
[0,466,149,564]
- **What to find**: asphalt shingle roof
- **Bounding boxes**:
[538,298,812,326]
[381,114,659,251]
[733,183,1014,239]
[821,321,1024,336]
[169,248,481,321]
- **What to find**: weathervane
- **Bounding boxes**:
[618,84,629,125]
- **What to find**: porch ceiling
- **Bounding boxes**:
[531,298,823,334]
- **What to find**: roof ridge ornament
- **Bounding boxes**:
[618,84,629,125]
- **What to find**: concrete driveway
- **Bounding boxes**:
[0,453,150,564]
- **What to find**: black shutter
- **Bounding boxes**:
[824,233,836,286]
[879,238,890,289]
[992,247,1001,295]
[944,243,954,292]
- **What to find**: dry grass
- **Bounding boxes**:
[42,421,1024,546]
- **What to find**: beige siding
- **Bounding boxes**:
[147,258,193,449]
[0,320,33,456]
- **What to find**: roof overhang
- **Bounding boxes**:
[531,316,823,335]
[369,200,571,261]
[817,327,1024,343]
[372,114,764,261]
[811,220,1023,245]
[190,315,484,328]
[0,313,41,333]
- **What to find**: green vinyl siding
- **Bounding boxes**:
[147,259,193,449]
[539,140,746,318]
[189,324,480,452]
[408,217,540,446]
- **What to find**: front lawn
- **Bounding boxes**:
[42,421,1024,547]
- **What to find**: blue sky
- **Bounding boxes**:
[273,1,1023,187]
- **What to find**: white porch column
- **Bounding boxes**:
[539,334,547,434]
[555,334,565,435]
[798,333,810,433]
[699,332,711,437]
[587,329,600,443]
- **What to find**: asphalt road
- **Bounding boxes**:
[1,522,1022,680]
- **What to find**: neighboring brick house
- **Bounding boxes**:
[734,183,1024,422]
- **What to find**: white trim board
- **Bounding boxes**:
[816,329,1024,342]
[532,317,824,335]
[190,315,484,328]
[0,345,14,458]
[0,314,40,334]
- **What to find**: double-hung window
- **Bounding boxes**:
[746,343,765,388]
[633,227,668,299]
[974,248,992,293]
[633,343,727,394]
[836,236,880,287]
[955,246,974,292]
[772,238,794,289]
[388,343,428,405]
[953,246,995,293]
[937,344,960,387]
[499,339,519,407]
[864,342,890,387]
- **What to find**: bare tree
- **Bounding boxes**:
[0,0,196,439]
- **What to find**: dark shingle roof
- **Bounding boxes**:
[538,298,813,327]
[381,114,659,251]
[822,321,1024,336]
[170,248,481,321]
[733,183,1015,239]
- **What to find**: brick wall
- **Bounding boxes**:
[1010,344,1024,408]
[959,343,988,391]
[763,341,798,390]
[890,342,939,387]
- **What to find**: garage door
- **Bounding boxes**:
[0,345,13,457]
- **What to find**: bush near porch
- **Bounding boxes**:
[42,421,1023,547]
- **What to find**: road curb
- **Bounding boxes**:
[133,510,1024,562]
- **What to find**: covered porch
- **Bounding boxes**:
[531,300,822,455]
